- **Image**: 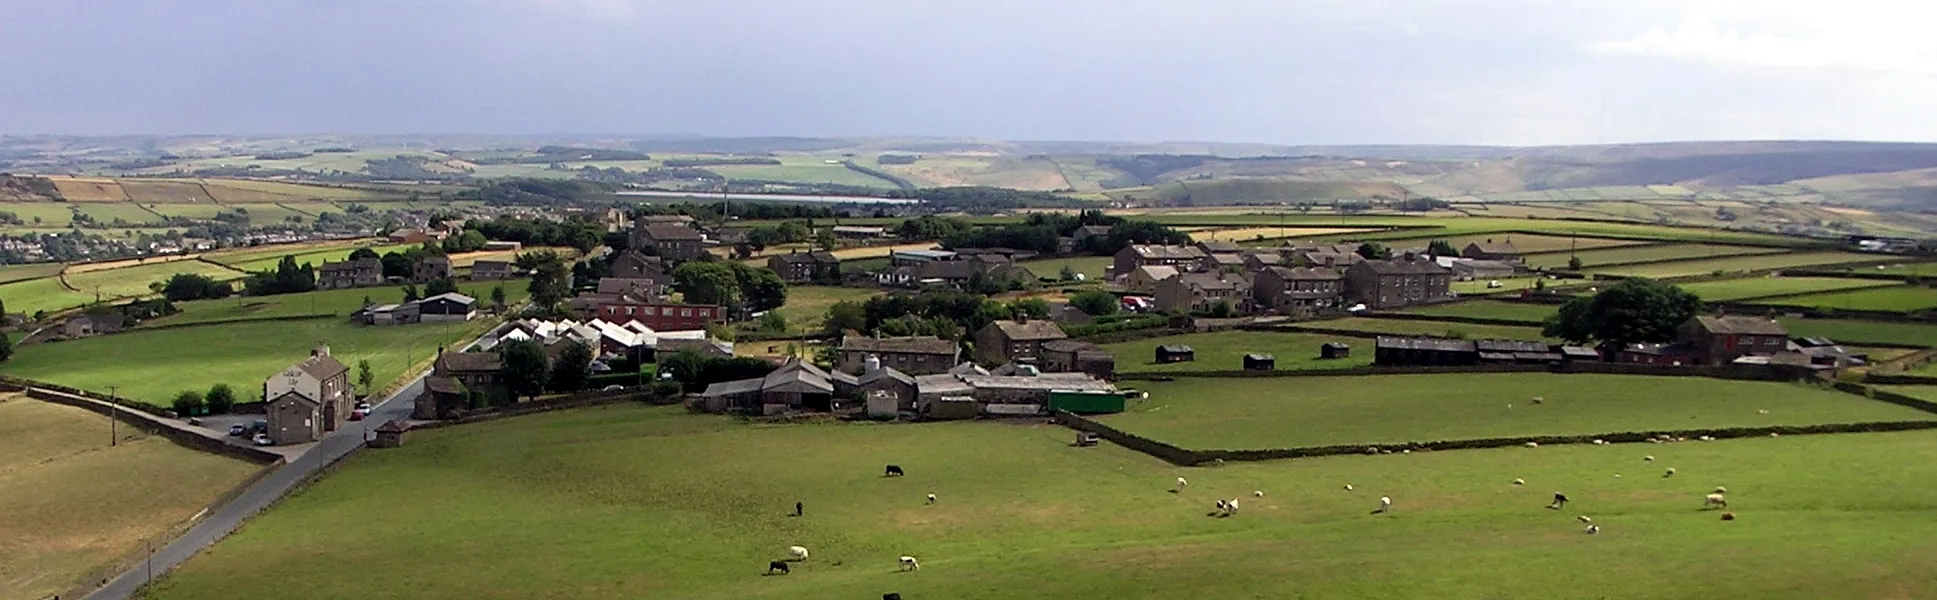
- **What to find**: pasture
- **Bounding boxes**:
[0,261,64,285]
[0,202,78,227]
[1523,244,1782,269]
[216,243,416,272]
[1,315,498,407]
[1381,233,1646,254]
[1103,374,1935,450]
[1757,286,1937,312]
[1289,317,1554,341]
[0,276,97,315]
[154,279,528,327]
[1016,255,1113,280]
[119,180,216,204]
[709,158,903,189]
[772,285,881,331]
[1779,318,1937,348]
[1399,300,1556,323]
[74,203,166,225]
[0,396,259,600]
[63,260,247,301]
[140,403,1937,600]
[1674,276,1896,302]
[1589,252,1900,279]
[1102,331,1372,373]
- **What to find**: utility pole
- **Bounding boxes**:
[108,385,119,446]
[146,540,153,587]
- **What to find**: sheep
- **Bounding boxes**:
[1374,496,1392,514]
[1253,490,1265,497]
[1584,524,1600,535]
[1698,435,1715,442]
[1712,486,1727,494]
[1513,478,1525,486]
[1770,432,1781,438]
[1592,439,1606,445]
[768,561,790,574]
[1577,515,1593,524]
[1524,442,1539,448]
[899,556,920,571]
[1215,499,1227,512]
[1663,467,1677,478]
[926,493,937,505]
[1721,511,1737,521]
[1704,493,1728,509]
[1226,499,1240,514]
[1644,455,1655,462]
[1548,492,1570,510]
[1614,474,1622,479]
[1757,409,1770,415]
[1343,484,1355,491]
[788,546,810,561]
[1532,396,1544,405]
[1174,477,1188,492]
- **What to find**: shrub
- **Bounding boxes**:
[205,383,237,414]
[171,390,206,416]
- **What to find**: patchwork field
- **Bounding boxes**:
[0,202,79,227]
[1675,277,1897,302]
[0,396,260,600]
[63,260,246,301]
[1188,227,1376,243]
[709,159,902,189]
[1524,244,1782,269]
[1379,234,1647,254]
[218,243,416,272]
[1290,317,1554,341]
[120,180,216,204]
[75,203,166,225]
[46,177,128,201]
[1778,318,1937,348]
[773,285,882,331]
[197,179,395,203]
[1102,331,1372,373]
[1016,255,1112,280]
[1,315,498,407]
[1591,252,1901,279]
[0,262,64,285]
[1104,374,1935,450]
[139,403,1937,600]
[1757,286,1937,312]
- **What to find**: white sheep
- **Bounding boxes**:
[1592,439,1606,445]
[1376,496,1392,513]
[1644,455,1655,462]
[1713,486,1727,494]
[1226,499,1240,514]
[1532,396,1544,405]
[1524,442,1539,448]
[1343,484,1355,491]
[1577,515,1592,523]
[899,556,920,571]
[1704,493,1728,509]
[1663,467,1677,478]
[788,546,809,561]
[1253,490,1264,497]
[926,493,937,504]
[1584,524,1600,534]
[1698,435,1715,442]
[1174,477,1188,492]
[1513,478,1525,485]
[1757,409,1770,415]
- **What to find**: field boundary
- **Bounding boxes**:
[138,313,338,332]
[1361,312,1544,327]
[2,380,284,464]
[1115,361,1823,381]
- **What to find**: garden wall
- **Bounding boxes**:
[11,383,285,464]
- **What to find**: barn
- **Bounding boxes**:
[1155,345,1196,364]
[1243,353,1275,371]
[1321,342,1351,359]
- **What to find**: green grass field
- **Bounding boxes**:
[1674,276,1897,302]
[710,158,903,189]
[1591,252,1901,279]
[0,202,79,227]
[0,262,64,285]
[1293,317,1554,341]
[1100,331,1374,373]
[154,279,527,327]
[0,276,96,315]
[1399,300,1556,323]
[1756,286,1937,312]
[1379,234,1647,254]
[62,260,246,302]
[1777,318,1937,348]
[1016,255,1113,280]
[1117,215,1818,247]
[1,315,498,407]
[0,396,259,600]
[139,403,1937,600]
[773,285,882,332]
[74,203,166,225]
[1103,374,1934,450]
[216,242,416,272]
[1873,263,1937,277]
[1524,244,1781,269]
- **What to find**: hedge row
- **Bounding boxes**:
[1065,315,1168,338]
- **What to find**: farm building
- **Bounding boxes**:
[690,358,835,414]
[918,396,979,420]
[1475,340,1561,364]
[1243,353,1275,371]
[471,260,514,280]
[1681,315,1789,365]
[972,318,1069,365]
[839,335,960,375]
[1321,342,1352,359]
[417,292,477,323]
[1041,339,1117,380]
[1616,342,1700,366]
[1049,303,1094,326]
[1155,345,1195,363]
[1373,336,1478,366]
[1461,239,1523,263]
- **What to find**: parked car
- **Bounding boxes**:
[228,424,247,436]
[251,433,273,446]
[348,411,365,422]
[250,419,268,435]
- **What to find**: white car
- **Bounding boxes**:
[251,433,274,446]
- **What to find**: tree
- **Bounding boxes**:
[442,229,488,253]
[162,273,231,301]
[549,340,594,393]
[1427,239,1459,257]
[1567,255,1584,270]
[734,265,788,314]
[1355,242,1392,260]
[1208,299,1236,318]
[673,262,742,307]
[0,332,12,363]
[824,300,867,335]
[814,228,837,250]
[527,256,571,309]
[348,247,380,261]
[424,277,459,297]
[1059,264,1077,281]
[658,349,708,390]
[357,359,374,394]
[1008,297,1051,319]
[205,384,236,414]
[499,339,550,401]
[1070,290,1120,317]
[171,390,206,416]
[757,310,789,333]
[1542,278,1702,345]
[490,285,507,311]
[402,284,420,303]
[379,252,413,279]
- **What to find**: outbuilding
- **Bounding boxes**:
[1046,389,1127,415]
[370,419,411,448]
[1243,353,1276,371]
[1155,345,1196,364]
[1320,342,1352,359]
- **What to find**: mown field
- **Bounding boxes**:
[1290,317,1554,341]
[773,285,881,331]
[1523,244,1782,269]
[215,243,417,272]
[0,276,97,315]
[1100,331,1374,373]
[153,279,527,327]
[0,261,65,285]
[1016,255,1113,280]
[0,396,260,600]
[1675,276,1897,302]
[1399,300,1556,323]
[1104,374,1935,450]
[63,260,247,301]
[1777,318,1937,348]
[1590,252,1901,279]
[1,314,499,407]
[140,403,1937,600]
[1756,286,1937,312]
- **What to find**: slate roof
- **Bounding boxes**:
[1693,315,1789,336]
[295,351,350,380]
[1354,257,1451,275]
[420,292,476,305]
[1074,225,1113,238]
[1130,245,1206,260]
[438,351,503,373]
[1264,266,1344,281]
[1375,336,1476,352]
[859,366,917,387]
[989,320,1068,341]
[1197,240,1243,253]
[699,378,765,397]
[772,251,839,264]
[1134,265,1181,281]
[843,335,958,355]
[425,376,464,395]
[320,257,380,274]
[642,224,703,241]
[1466,240,1521,255]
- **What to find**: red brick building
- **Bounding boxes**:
[594,301,724,331]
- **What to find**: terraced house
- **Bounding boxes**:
[1154,271,1251,314]
[633,223,706,261]
[1344,255,1453,309]
[1112,244,1206,280]
[318,257,382,289]
[1252,266,1345,317]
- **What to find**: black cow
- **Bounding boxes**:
[1548,492,1570,510]
[884,594,903,600]
[885,464,905,477]
[768,561,790,574]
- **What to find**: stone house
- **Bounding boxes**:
[412,255,453,283]
[610,250,668,279]
[1041,339,1117,380]
[1126,265,1180,293]
[633,224,706,261]
[264,345,352,445]
[1252,266,1345,317]
[1680,315,1789,365]
[471,260,513,280]
[1461,239,1523,263]
[838,335,960,375]
[61,313,124,339]
[972,317,1068,365]
[768,251,840,283]
[1154,272,1251,314]
[318,257,383,289]
[1344,256,1452,309]
[1112,245,1205,281]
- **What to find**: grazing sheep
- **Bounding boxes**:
[788,546,809,561]
[1524,442,1539,448]
[1644,455,1655,462]
[1226,499,1239,514]
[1343,484,1355,491]
[1713,486,1727,494]
[1614,474,1622,479]
[927,493,937,504]
[1757,409,1770,415]
[1174,477,1188,492]
[1548,492,1570,510]
[885,464,905,477]
[1722,512,1737,521]
[1592,439,1606,445]
[1584,524,1600,534]
[768,561,790,574]
[1215,499,1227,512]
[900,556,920,571]
[1532,396,1544,405]
[1374,496,1392,514]
[1698,435,1715,442]
[1770,432,1781,438]
[1577,515,1593,524]
[1704,493,1728,509]
[1254,490,1265,497]
[1513,478,1525,486]
[1663,468,1677,478]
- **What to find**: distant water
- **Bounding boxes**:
[615,190,918,205]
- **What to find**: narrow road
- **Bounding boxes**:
[83,375,429,600]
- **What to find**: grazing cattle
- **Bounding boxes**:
[768,561,790,574]
[885,465,905,477]
[1548,492,1570,510]
[900,556,921,571]
[788,546,809,561]
[1585,524,1600,535]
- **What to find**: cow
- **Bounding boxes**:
[885,464,905,477]
[767,561,790,575]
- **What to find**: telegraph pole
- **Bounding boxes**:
[108,385,119,446]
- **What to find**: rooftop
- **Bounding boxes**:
[1355,257,1451,275]
[1693,315,1789,336]
[1375,336,1476,352]
[990,319,1068,341]
[843,335,958,355]
[1130,244,1207,260]
[642,224,704,241]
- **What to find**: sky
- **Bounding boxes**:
[1,0,1933,146]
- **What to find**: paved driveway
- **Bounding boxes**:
[84,375,428,600]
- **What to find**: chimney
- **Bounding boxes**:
[1016,314,1029,324]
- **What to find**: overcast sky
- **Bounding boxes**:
[1,0,1932,145]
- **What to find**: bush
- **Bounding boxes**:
[205,383,237,414]
[171,390,206,416]
[651,380,684,399]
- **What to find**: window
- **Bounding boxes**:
[681,309,692,317]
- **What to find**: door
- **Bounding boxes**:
[322,401,338,432]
